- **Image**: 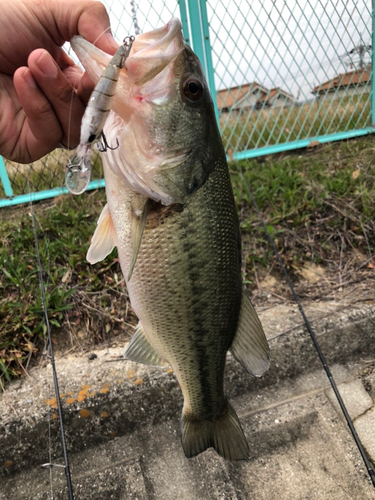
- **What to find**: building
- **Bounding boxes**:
[311,66,371,100]
[216,82,266,113]
[251,87,295,109]
[217,83,294,112]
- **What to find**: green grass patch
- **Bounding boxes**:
[0,134,375,385]
[230,135,375,280]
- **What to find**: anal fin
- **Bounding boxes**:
[124,322,168,367]
[229,291,270,377]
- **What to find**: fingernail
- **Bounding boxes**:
[37,51,58,78]
[23,68,37,88]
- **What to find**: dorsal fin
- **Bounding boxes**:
[87,204,117,264]
[229,292,270,377]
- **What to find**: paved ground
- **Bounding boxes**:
[1,295,375,499]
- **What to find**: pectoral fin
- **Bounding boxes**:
[128,200,151,281]
[87,204,117,264]
[230,292,270,377]
[124,322,168,367]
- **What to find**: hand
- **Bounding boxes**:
[0,0,119,164]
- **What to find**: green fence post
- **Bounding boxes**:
[186,0,219,124]
[178,0,190,44]
[372,0,375,127]
[0,156,13,198]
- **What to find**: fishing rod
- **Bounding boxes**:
[239,169,375,488]
[31,22,138,498]
[28,183,74,500]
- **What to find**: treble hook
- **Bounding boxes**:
[120,36,135,67]
[96,131,119,153]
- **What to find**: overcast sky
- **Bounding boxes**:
[99,0,371,101]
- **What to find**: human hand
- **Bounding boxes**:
[0,0,119,164]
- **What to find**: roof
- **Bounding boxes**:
[257,87,294,103]
[216,82,267,109]
[312,67,371,95]
[217,84,294,110]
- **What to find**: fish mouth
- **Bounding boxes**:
[71,19,190,205]
[71,18,185,119]
[71,18,184,89]
[126,18,184,86]
[125,18,185,108]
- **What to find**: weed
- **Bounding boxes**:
[232,135,375,287]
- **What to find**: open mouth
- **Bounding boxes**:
[125,18,184,86]
[71,18,184,89]
[71,18,185,121]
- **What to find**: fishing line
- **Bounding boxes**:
[27,177,74,499]
[239,168,375,488]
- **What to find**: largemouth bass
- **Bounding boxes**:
[71,18,270,461]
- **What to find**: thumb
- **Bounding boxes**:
[75,1,119,54]
[44,0,120,55]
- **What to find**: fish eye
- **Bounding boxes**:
[183,78,204,102]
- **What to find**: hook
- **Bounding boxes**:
[96,132,119,153]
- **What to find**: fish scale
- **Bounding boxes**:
[105,150,242,420]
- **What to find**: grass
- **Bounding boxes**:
[0,191,136,383]
[220,94,371,152]
[231,136,375,286]
[0,134,375,385]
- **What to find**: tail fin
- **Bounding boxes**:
[181,400,249,461]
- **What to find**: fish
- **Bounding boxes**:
[71,18,270,461]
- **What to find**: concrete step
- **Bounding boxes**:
[1,300,375,499]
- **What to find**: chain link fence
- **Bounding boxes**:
[0,0,373,206]
[206,0,373,160]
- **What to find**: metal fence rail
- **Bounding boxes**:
[0,0,373,207]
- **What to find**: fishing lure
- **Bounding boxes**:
[65,36,135,195]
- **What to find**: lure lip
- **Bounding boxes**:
[65,144,92,195]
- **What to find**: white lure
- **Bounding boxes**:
[65,36,134,195]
